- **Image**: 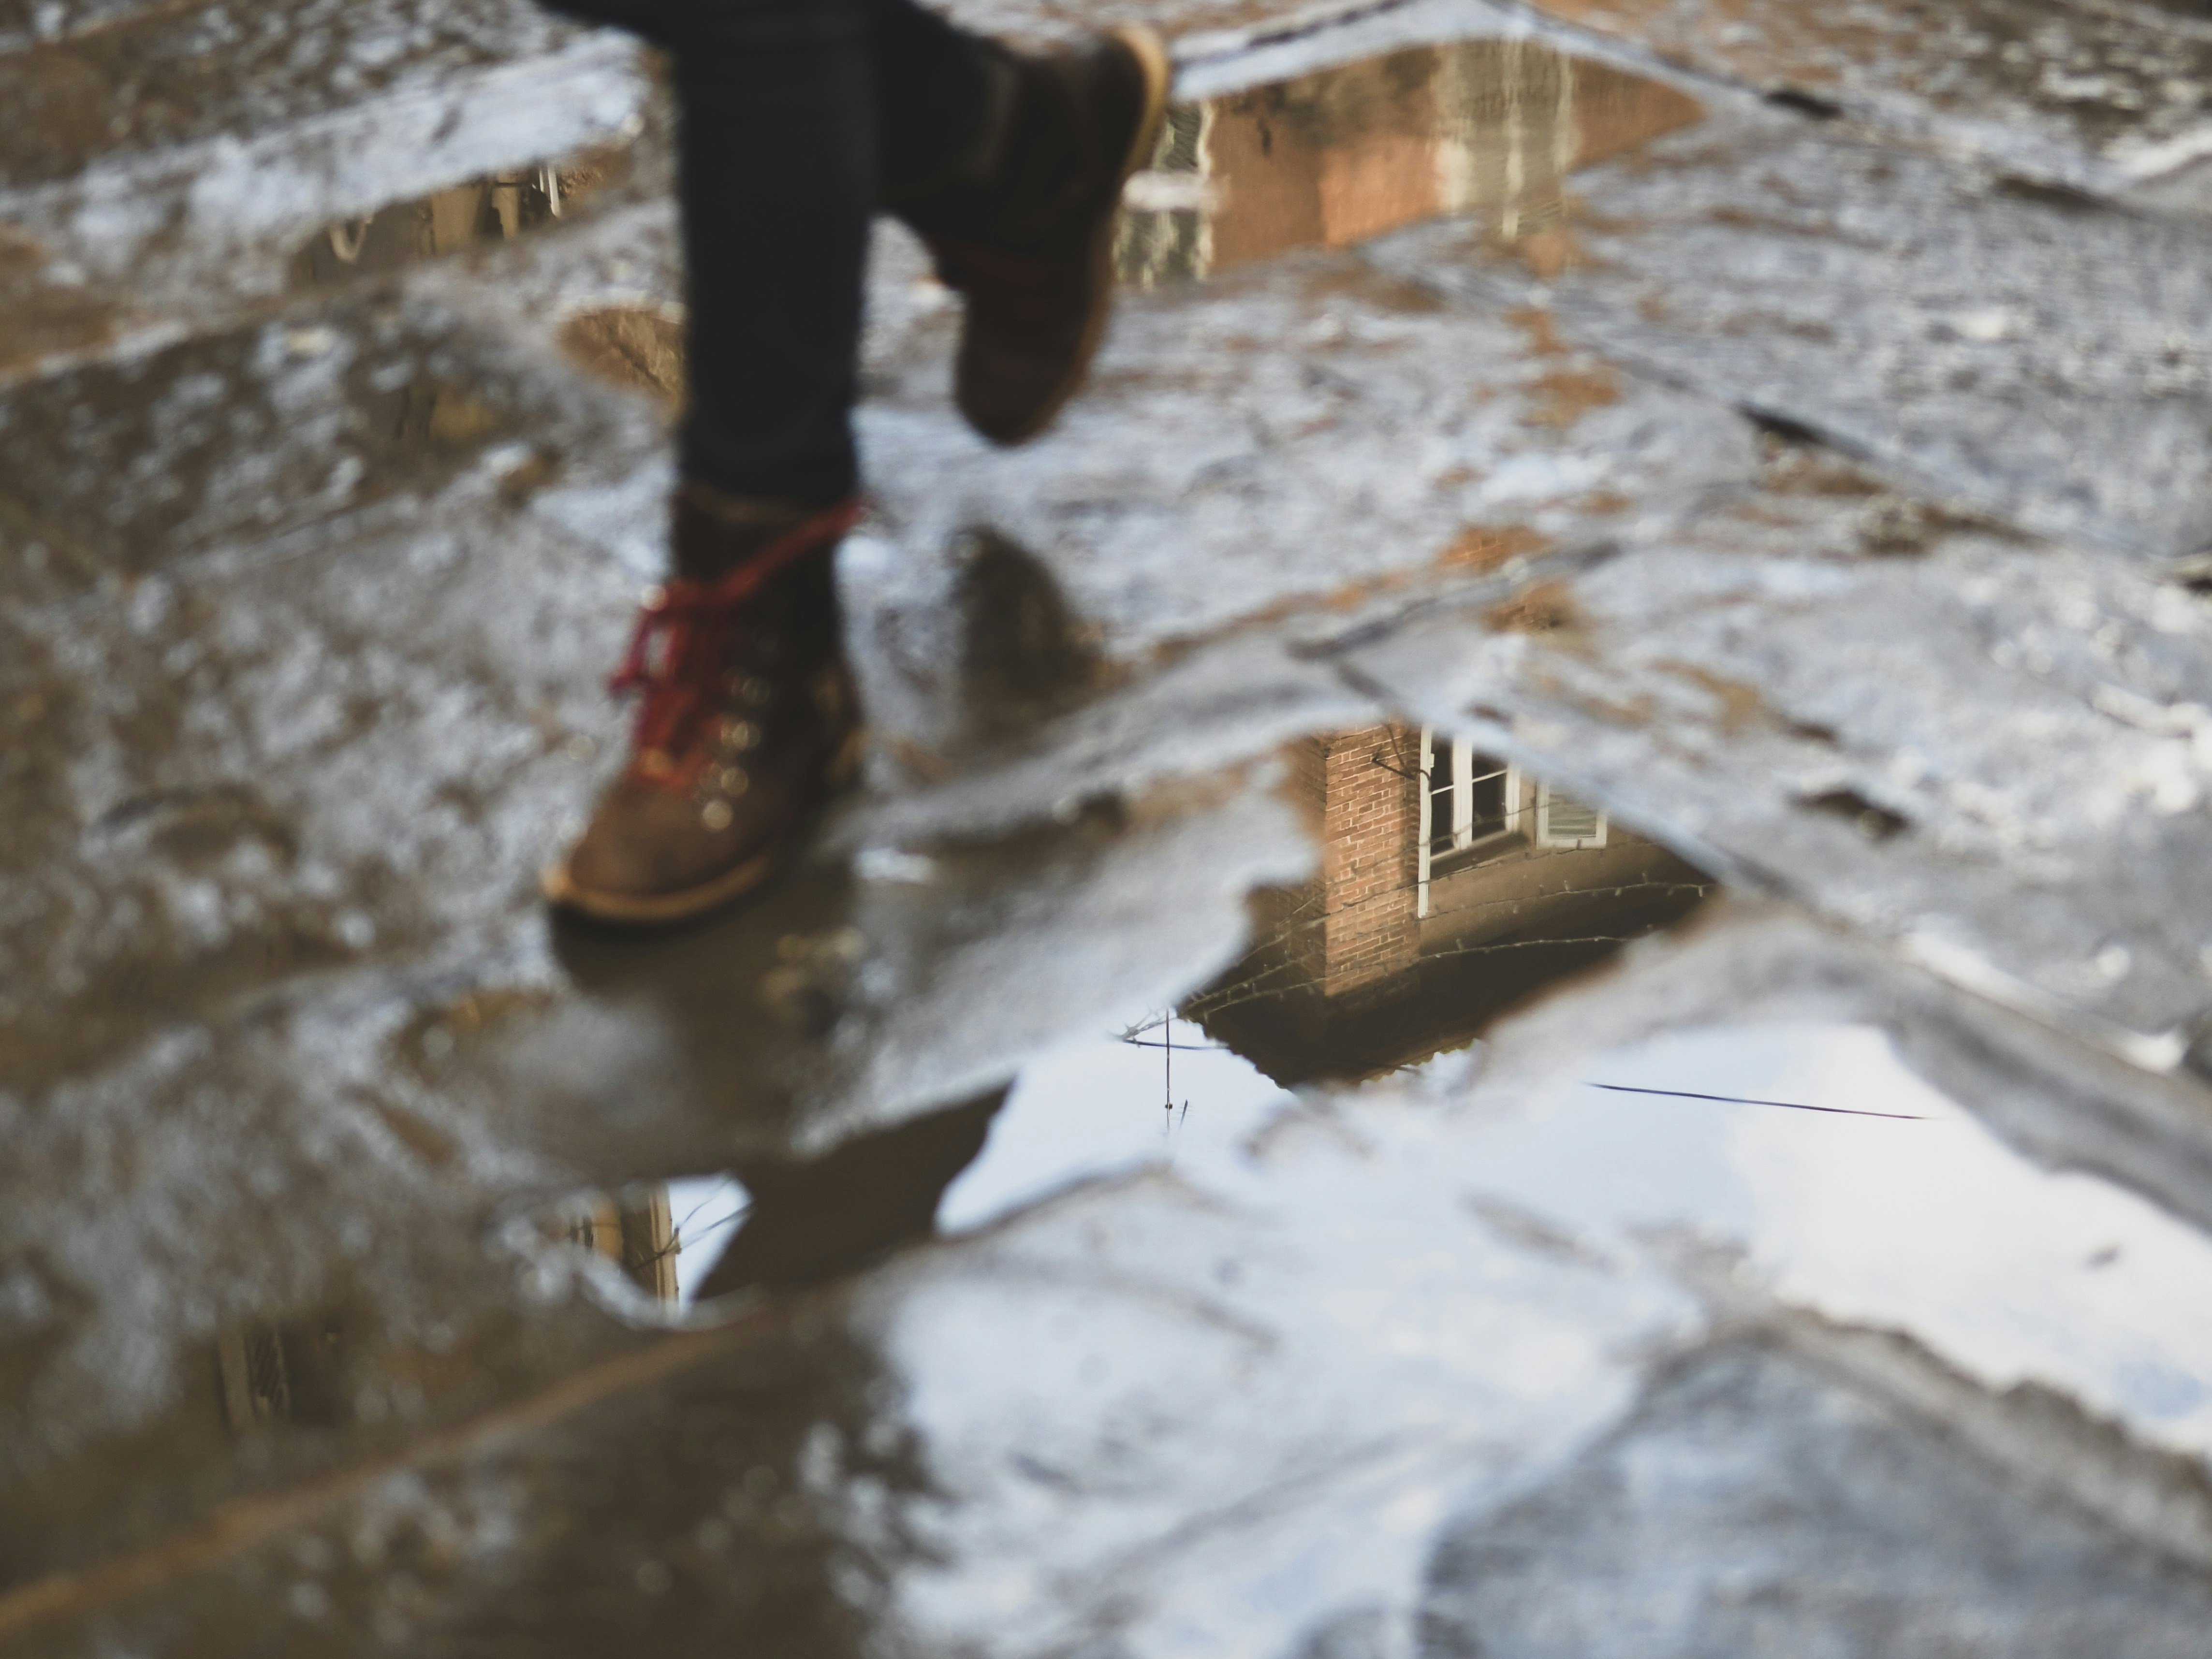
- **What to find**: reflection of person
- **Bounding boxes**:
[537,0,1169,924]
[701,1088,1005,1295]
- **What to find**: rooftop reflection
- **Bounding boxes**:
[1115,38,1704,286]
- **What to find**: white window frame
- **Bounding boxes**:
[1417,730,1609,915]
[1417,729,1532,916]
[1533,780,1608,849]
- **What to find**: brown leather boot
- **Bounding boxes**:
[542,486,864,926]
[902,26,1171,447]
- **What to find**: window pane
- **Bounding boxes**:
[1467,758,1509,843]
[1543,790,1601,844]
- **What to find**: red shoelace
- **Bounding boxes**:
[609,499,862,794]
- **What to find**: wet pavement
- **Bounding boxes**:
[12,0,2212,1653]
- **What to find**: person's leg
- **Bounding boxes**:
[862,0,1005,205]
[536,0,691,46]
[672,7,875,512]
[544,0,1161,497]
[546,0,889,509]
[869,10,1172,447]
[546,0,885,923]
[543,0,1163,924]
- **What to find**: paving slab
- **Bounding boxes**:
[955,0,2212,212]
[0,0,656,381]
[16,905,2212,1657]
[1356,78,2212,560]
[1514,0,2212,198]
[1423,1323,2212,1659]
[1333,431,2212,1069]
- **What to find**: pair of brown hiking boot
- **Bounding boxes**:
[543,25,1171,926]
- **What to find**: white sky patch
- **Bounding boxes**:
[1549,1023,2212,1454]
[966,1014,2212,1454]
[937,1015,1294,1232]
[663,1174,747,1306]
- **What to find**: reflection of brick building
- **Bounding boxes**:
[286,150,629,288]
[569,1188,679,1303]
[1117,37,1703,285]
[1192,726,1709,1082]
[1316,723,1422,994]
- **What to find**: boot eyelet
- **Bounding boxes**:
[701,799,734,831]
[721,718,761,752]
[721,766,751,797]
[742,677,775,706]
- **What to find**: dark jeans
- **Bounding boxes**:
[545,0,994,505]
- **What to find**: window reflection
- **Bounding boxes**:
[1189,725,1711,1082]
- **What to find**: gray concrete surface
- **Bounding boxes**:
[9,0,2212,1653]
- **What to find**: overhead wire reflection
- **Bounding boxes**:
[1585,1082,1929,1121]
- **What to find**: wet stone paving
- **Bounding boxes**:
[14,0,2212,1653]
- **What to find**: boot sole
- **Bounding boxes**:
[966,24,1173,448]
[540,725,866,928]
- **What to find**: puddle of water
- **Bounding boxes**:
[935,728,1712,1235]
[663,1174,748,1302]
[278,38,1705,306]
[492,709,2212,1522]
[520,1175,748,1321]
[952,1014,2212,1465]
[519,1091,1006,1321]
[147,693,2212,1653]
[1115,37,1703,287]
[287,133,641,290]
[522,722,1710,1305]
